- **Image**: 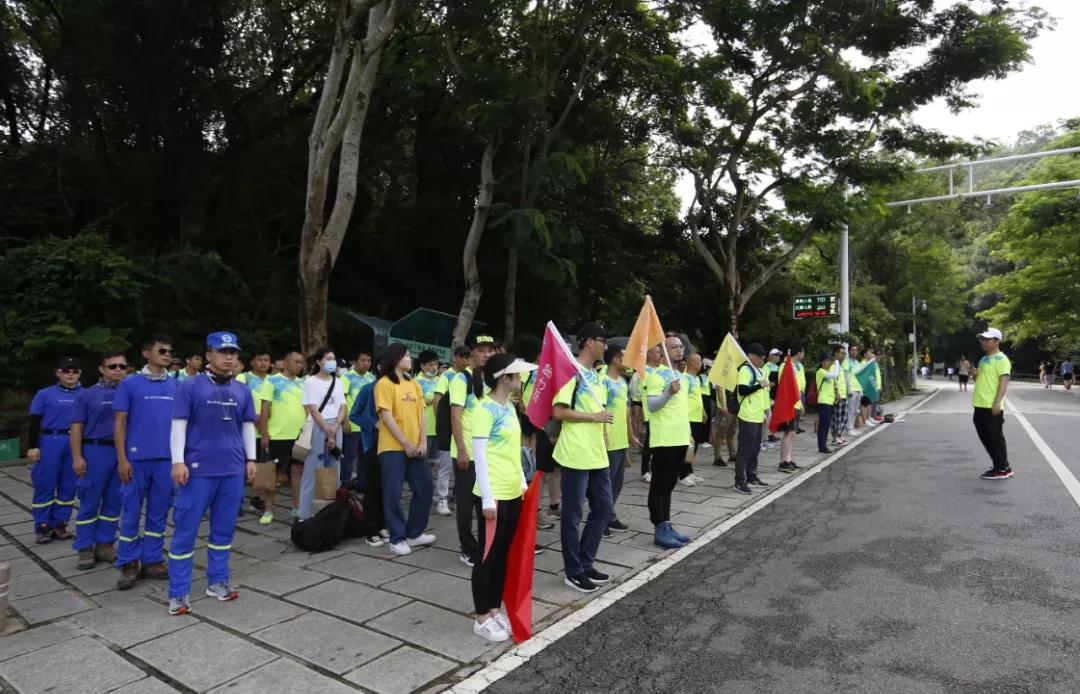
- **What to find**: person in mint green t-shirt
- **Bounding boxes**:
[236,348,275,524]
[602,345,639,536]
[971,328,1013,480]
[469,353,535,644]
[644,335,693,550]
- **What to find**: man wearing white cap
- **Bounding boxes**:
[970,328,1012,480]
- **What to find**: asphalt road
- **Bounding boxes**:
[490,383,1080,693]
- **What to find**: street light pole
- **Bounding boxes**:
[912,294,918,382]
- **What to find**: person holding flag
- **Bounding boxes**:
[551,322,613,593]
[772,348,803,474]
[451,334,497,566]
[645,334,694,548]
[708,332,750,468]
[734,343,771,495]
[468,353,536,643]
[625,298,666,482]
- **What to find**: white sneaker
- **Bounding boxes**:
[865,419,877,427]
[678,477,696,487]
[689,474,705,483]
[642,471,652,483]
[493,612,511,632]
[436,500,451,516]
[473,617,510,643]
[379,529,390,539]
[388,541,412,556]
[406,533,436,547]
[365,536,385,547]
[847,428,858,437]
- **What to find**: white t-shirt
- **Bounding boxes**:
[302,375,346,421]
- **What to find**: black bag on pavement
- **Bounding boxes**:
[290,500,350,552]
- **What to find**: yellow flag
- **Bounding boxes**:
[708,333,748,392]
[624,296,666,379]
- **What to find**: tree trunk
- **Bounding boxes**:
[727,290,740,338]
[503,240,518,343]
[298,0,400,355]
[453,138,498,347]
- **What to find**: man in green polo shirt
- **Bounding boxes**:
[970,328,1013,480]
[266,351,306,516]
[734,343,771,495]
[553,323,614,593]
[451,334,496,566]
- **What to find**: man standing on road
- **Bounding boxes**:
[27,357,82,544]
[114,336,178,589]
[432,346,468,516]
[451,334,497,566]
[236,348,274,523]
[970,328,1013,481]
[342,351,376,486]
[1061,358,1074,391]
[957,355,972,392]
[734,343,771,495]
[266,351,306,516]
[553,323,614,592]
[645,335,695,549]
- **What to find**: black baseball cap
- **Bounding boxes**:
[467,334,497,349]
[820,351,834,362]
[745,343,766,357]
[453,345,472,358]
[577,322,610,341]
[56,356,81,370]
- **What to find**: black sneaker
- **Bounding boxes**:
[602,527,613,539]
[980,468,1014,480]
[818,448,833,454]
[713,458,728,467]
[459,552,475,567]
[778,462,794,474]
[584,568,610,584]
[734,483,752,495]
[797,428,806,434]
[608,518,630,533]
[748,477,770,487]
[534,544,545,555]
[728,455,737,463]
[767,435,779,443]
[564,574,598,593]
[789,461,802,469]
[250,496,266,513]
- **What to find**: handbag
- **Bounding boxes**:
[292,374,338,462]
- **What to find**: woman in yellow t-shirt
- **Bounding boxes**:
[469,353,536,644]
[375,344,432,557]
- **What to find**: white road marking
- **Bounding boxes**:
[1005,396,1080,511]
[449,387,944,693]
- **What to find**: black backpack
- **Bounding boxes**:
[290,500,351,552]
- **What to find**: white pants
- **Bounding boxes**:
[434,449,453,502]
[847,393,862,428]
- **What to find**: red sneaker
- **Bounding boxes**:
[980,468,1013,480]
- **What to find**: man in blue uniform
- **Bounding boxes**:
[114,335,179,589]
[69,352,126,569]
[27,357,83,543]
[167,331,257,615]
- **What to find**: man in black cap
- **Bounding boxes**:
[553,322,615,593]
[734,343,771,495]
[450,333,497,566]
[432,345,471,516]
[27,357,83,543]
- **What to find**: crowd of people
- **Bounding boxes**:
[25,326,889,641]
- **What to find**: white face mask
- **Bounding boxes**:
[322,359,337,374]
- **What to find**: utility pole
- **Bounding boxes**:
[840,192,850,334]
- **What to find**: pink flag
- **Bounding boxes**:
[526,322,580,429]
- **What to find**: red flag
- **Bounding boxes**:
[526,322,580,430]
[504,471,543,642]
[769,356,800,433]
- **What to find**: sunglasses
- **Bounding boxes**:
[156,347,174,355]
[105,363,128,370]
[59,368,81,374]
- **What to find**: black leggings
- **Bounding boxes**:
[640,423,651,474]
[648,445,687,525]
[471,495,522,614]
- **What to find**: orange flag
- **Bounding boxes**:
[624,295,666,379]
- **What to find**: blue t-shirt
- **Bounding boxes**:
[70,383,119,441]
[1063,361,1074,376]
[350,381,378,453]
[30,384,82,432]
[172,375,257,477]
[114,373,179,461]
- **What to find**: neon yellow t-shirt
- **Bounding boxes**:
[236,372,273,415]
[736,363,769,423]
[687,372,704,423]
[435,368,456,397]
[450,369,489,459]
[267,374,306,441]
[552,369,608,470]
[416,373,439,437]
[645,365,691,447]
[471,397,523,501]
[344,370,376,421]
[816,368,837,406]
[844,358,863,392]
[973,352,1011,408]
[794,362,806,393]
[603,372,629,451]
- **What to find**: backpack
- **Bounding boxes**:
[806,371,819,406]
[726,361,753,415]
[435,390,452,451]
[542,374,583,441]
[290,500,351,552]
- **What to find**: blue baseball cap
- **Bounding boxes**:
[207,331,241,351]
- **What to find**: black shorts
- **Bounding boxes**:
[268,439,296,472]
[690,421,710,445]
[958,374,969,384]
[536,429,559,473]
[1064,373,1075,381]
[519,413,540,436]
[777,420,797,433]
[860,395,871,407]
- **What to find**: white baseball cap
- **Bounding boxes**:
[492,358,537,378]
[977,328,1003,340]
[768,348,783,356]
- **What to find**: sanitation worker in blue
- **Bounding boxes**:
[27,356,83,544]
[167,331,257,616]
[69,351,127,569]
[113,335,179,590]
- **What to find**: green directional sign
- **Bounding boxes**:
[792,294,839,320]
[388,308,488,363]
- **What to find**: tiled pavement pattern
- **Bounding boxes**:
[0,395,924,693]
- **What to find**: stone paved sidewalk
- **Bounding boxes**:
[0,392,928,693]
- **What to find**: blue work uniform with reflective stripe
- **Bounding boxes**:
[29,384,81,530]
[168,375,257,598]
[70,383,122,550]
[113,373,178,567]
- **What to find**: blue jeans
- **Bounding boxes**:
[379,451,434,544]
[559,467,613,577]
[817,404,833,452]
